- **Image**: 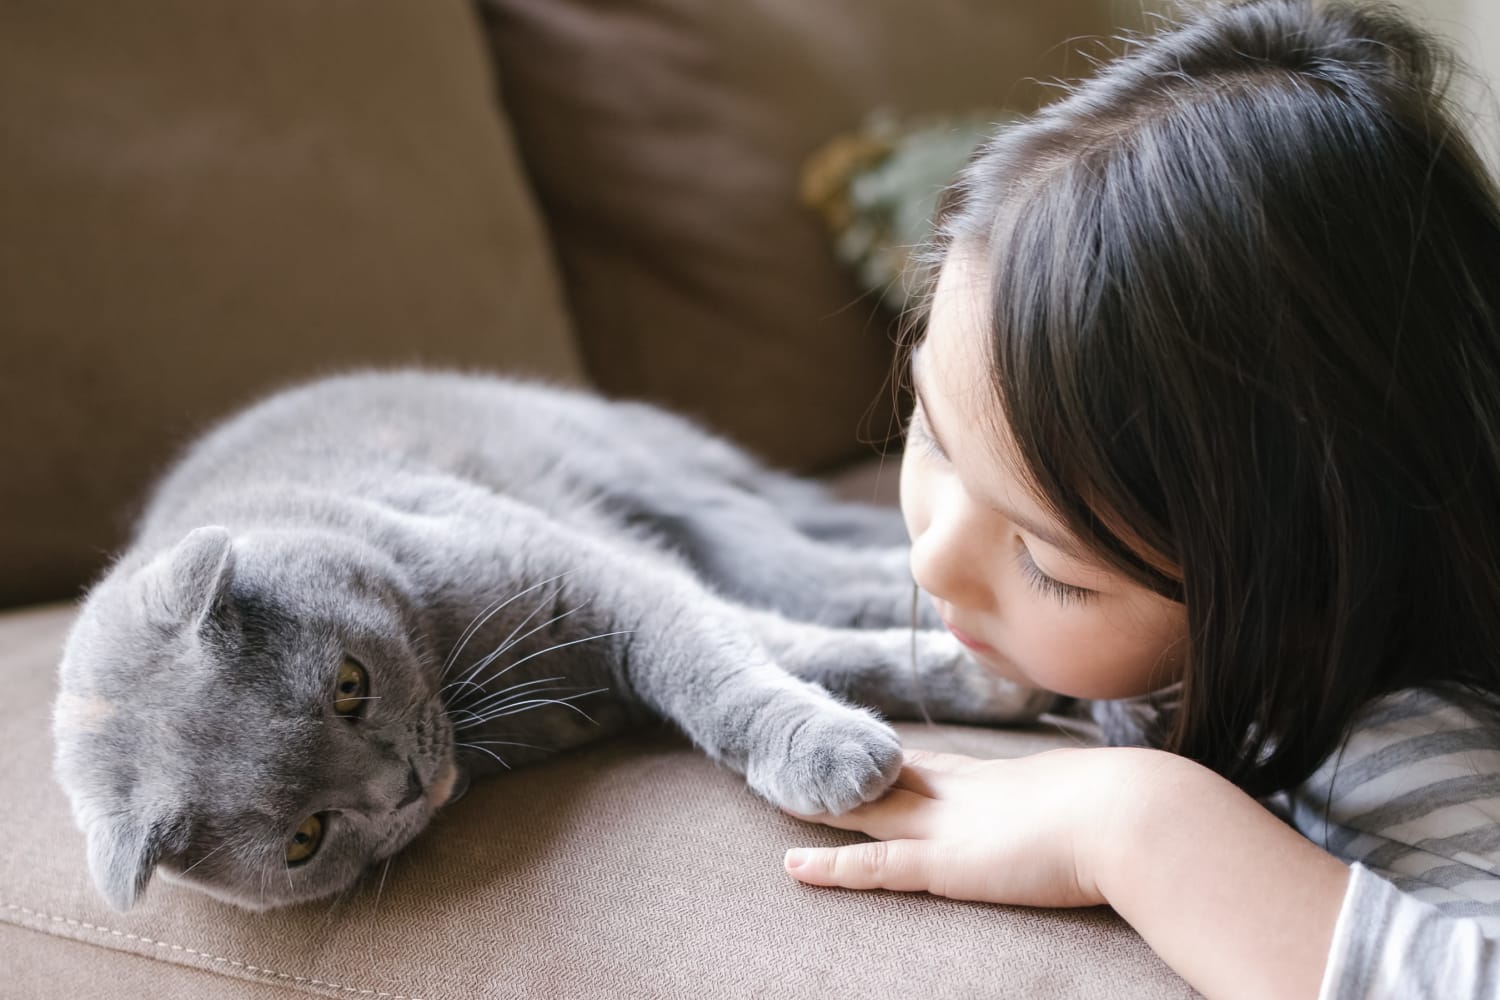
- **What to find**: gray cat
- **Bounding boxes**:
[52,371,1051,912]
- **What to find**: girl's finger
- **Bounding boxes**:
[784,839,934,893]
[891,765,939,796]
[901,748,983,773]
[787,787,936,840]
[893,748,984,795]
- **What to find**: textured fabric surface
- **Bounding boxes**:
[478,0,1119,473]
[0,0,582,608]
[7,922,313,1000]
[1,601,1195,999]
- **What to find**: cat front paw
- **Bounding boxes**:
[744,703,902,816]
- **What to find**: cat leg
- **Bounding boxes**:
[605,398,912,548]
[652,501,943,630]
[739,608,1057,726]
[605,480,930,627]
[440,503,906,815]
[747,470,913,547]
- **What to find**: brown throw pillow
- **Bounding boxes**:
[480,0,1118,470]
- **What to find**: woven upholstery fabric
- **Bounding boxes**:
[0,0,582,608]
[8,926,312,1000]
[478,0,1119,473]
[1,602,1194,999]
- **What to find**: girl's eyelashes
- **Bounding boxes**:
[1017,545,1095,606]
[907,407,949,461]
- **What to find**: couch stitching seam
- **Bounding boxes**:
[1,900,426,1000]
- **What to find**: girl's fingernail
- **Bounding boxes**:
[784,849,811,870]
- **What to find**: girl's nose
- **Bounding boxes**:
[909,494,992,613]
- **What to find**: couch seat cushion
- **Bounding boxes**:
[3,602,1194,999]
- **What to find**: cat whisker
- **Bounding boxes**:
[446,675,566,716]
[458,682,597,720]
[453,586,566,688]
[445,708,489,728]
[461,689,610,727]
[179,841,229,876]
[442,596,511,681]
[324,878,357,925]
[459,595,585,692]
[358,855,395,970]
[449,628,628,721]
[457,741,512,770]
[451,673,567,710]
[374,856,392,913]
[438,678,487,703]
[467,629,634,698]
[458,738,550,751]
[440,571,574,681]
[489,586,573,660]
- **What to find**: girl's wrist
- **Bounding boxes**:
[1073,747,1350,1000]
[1074,747,1204,908]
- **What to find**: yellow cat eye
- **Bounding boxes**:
[286,814,323,865]
[332,657,369,718]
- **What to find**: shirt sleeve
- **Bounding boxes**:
[1319,864,1500,1000]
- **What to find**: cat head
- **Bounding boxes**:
[53,525,464,911]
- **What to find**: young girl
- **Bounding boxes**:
[782,2,1500,997]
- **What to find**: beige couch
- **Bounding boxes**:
[0,3,1195,996]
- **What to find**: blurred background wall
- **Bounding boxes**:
[1385,0,1500,167]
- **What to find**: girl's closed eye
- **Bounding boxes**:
[1017,543,1095,606]
[908,397,1094,606]
[907,407,948,461]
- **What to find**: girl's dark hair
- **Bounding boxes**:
[937,0,1500,796]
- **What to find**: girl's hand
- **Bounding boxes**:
[786,746,1351,1000]
[783,746,1160,909]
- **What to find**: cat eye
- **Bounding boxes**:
[332,657,369,718]
[286,814,324,865]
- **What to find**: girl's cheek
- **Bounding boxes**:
[1012,610,1132,700]
[898,452,927,543]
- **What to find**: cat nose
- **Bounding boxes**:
[395,762,424,809]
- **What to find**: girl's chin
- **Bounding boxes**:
[963,645,1100,701]
[960,643,1034,688]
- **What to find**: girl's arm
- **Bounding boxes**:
[784,747,1349,1000]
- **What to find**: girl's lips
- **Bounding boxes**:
[944,620,995,654]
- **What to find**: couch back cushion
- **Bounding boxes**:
[0,0,582,608]
[479,0,1118,472]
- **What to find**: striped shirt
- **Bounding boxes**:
[1283,690,1500,998]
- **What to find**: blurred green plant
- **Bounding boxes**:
[801,109,1020,314]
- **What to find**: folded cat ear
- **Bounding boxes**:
[140,526,236,628]
[86,816,164,912]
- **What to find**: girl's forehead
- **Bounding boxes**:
[921,255,998,408]
[929,252,989,342]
